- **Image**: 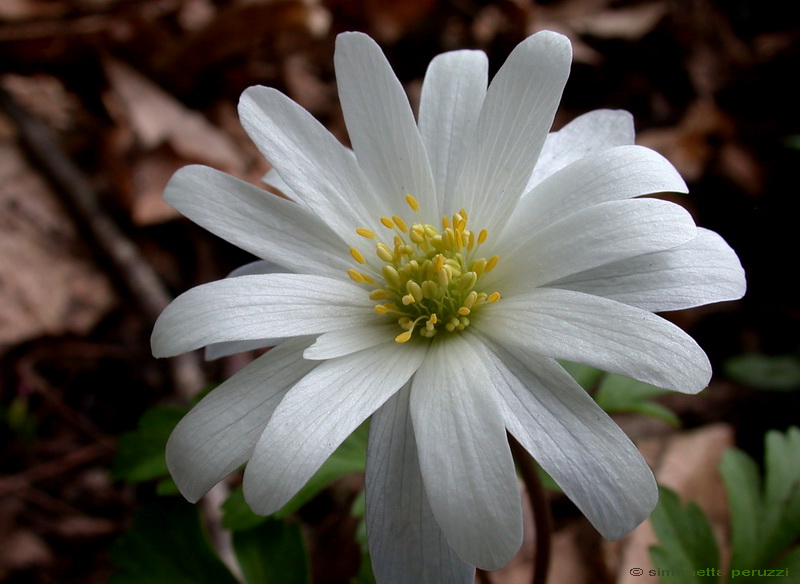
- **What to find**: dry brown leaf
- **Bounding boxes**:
[102,57,244,172]
[0,137,115,349]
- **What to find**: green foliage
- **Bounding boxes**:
[232,519,310,584]
[724,353,800,391]
[112,406,184,483]
[593,374,679,427]
[110,498,239,584]
[649,486,720,584]
[721,427,800,580]
[560,361,679,426]
[650,427,800,584]
[349,490,377,584]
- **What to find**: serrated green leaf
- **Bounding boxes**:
[232,518,310,584]
[720,449,763,570]
[112,407,185,483]
[649,486,720,584]
[109,498,239,584]
[558,360,605,390]
[593,374,679,426]
[724,354,800,391]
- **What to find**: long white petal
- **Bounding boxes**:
[474,335,657,540]
[500,145,687,244]
[239,86,385,240]
[166,336,318,502]
[552,228,746,311]
[335,33,438,219]
[151,274,375,357]
[410,336,522,570]
[166,165,352,277]
[418,50,488,215]
[204,260,284,361]
[304,322,398,360]
[476,288,711,393]
[456,30,572,235]
[366,385,475,584]
[243,340,428,514]
[487,198,697,293]
[526,109,635,190]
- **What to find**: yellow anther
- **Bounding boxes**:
[438,267,450,287]
[347,269,364,283]
[442,215,451,229]
[376,243,394,262]
[405,194,420,212]
[458,306,471,316]
[406,281,423,303]
[350,247,366,264]
[356,228,376,238]
[392,215,408,232]
[458,272,477,293]
[485,255,499,272]
[472,258,487,277]
[459,208,468,221]
[488,292,501,303]
[395,330,413,343]
[374,304,389,314]
[382,265,401,287]
[421,280,439,299]
[409,225,425,244]
[384,303,399,311]
[369,289,390,300]
[478,229,488,244]
[463,290,477,309]
[380,217,395,229]
[455,228,464,249]
[402,294,415,305]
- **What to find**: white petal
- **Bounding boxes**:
[262,167,300,201]
[500,145,687,243]
[165,165,351,277]
[151,274,375,357]
[335,33,438,219]
[243,340,428,514]
[239,86,385,240]
[475,335,657,540]
[456,30,572,234]
[477,288,711,393]
[487,198,697,293]
[552,228,746,311]
[418,50,488,215]
[410,336,522,570]
[166,336,318,502]
[204,261,283,360]
[304,322,398,360]
[526,109,635,190]
[366,384,475,584]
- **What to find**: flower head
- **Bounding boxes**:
[152,31,745,582]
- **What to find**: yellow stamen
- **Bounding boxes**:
[350,248,366,264]
[356,228,376,238]
[485,255,499,272]
[488,292,501,303]
[369,289,390,300]
[395,330,412,343]
[405,194,420,212]
[392,215,408,232]
[380,217,395,229]
[478,229,488,244]
[347,269,364,283]
[376,243,394,262]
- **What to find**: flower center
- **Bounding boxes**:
[346,194,501,343]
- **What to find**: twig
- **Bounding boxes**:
[509,434,552,584]
[0,86,203,400]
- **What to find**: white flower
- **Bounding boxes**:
[152,31,745,582]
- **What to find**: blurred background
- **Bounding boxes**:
[1,0,799,583]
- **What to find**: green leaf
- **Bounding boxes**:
[760,427,800,566]
[274,421,369,518]
[110,498,239,584]
[649,486,720,584]
[232,518,310,584]
[112,407,185,483]
[593,374,679,427]
[558,360,605,390]
[720,448,763,570]
[222,487,270,532]
[724,354,800,391]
